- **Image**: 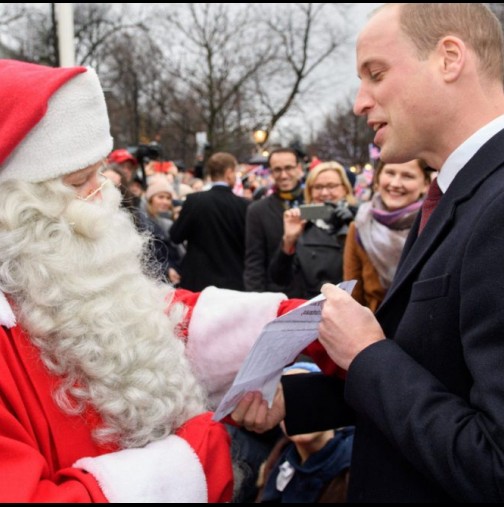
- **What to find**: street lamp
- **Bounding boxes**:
[253,127,269,147]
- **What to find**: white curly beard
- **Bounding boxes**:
[0,178,206,448]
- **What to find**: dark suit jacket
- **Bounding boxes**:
[170,185,249,291]
[284,128,504,502]
[244,194,301,297]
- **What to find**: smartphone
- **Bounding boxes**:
[299,203,332,221]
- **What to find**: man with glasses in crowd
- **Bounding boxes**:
[244,148,305,296]
[238,148,305,501]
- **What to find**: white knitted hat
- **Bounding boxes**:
[145,179,175,201]
[0,59,113,183]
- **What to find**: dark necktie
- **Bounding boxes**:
[418,178,443,235]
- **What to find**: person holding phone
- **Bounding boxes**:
[244,148,305,296]
[232,4,504,502]
[268,161,357,299]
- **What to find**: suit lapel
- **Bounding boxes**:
[379,128,504,311]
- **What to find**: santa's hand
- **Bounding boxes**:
[230,386,285,434]
[319,283,385,370]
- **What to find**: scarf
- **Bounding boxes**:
[355,193,423,289]
[261,427,354,503]
[276,183,304,210]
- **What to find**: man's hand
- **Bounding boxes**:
[319,283,385,370]
[230,385,286,433]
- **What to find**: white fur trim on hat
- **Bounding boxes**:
[0,68,113,183]
[73,435,207,502]
[186,286,287,409]
[145,179,175,201]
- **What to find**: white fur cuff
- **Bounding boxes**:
[186,286,287,409]
[73,435,207,503]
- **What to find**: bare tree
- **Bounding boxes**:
[1,5,56,65]
[0,5,27,58]
[309,96,374,167]
[73,3,146,69]
[150,3,350,161]
[0,3,157,147]
[151,3,273,157]
[0,4,25,28]
[0,3,353,166]
[0,4,146,66]
[102,31,159,149]
[255,3,350,133]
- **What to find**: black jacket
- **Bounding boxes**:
[244,193,303,297]
[170,185,249,291]
[269,221,347,299]
[282,128,504,502]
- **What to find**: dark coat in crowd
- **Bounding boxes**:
[244,194,302,297]
[170,185,249,292]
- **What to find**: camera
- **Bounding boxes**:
[299,203,333,221]
[300,201,355,229]
[127,142,163,188]
[128,143,163,166]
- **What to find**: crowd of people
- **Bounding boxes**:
[1,2,504,503]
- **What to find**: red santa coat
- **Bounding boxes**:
[0,322,236,502]
[0,323,108,502]
[0,287,337,503]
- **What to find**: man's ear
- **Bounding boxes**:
[437,35,466,83]
[224,166,236,185]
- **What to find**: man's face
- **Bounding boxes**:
[353,5,439,165]
[120,162,136,182]
[269,152,303,192]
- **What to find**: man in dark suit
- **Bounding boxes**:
[170,152,249,291]
[231,3,504,502]
[244,148,305,296]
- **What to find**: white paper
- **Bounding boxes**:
[213,280,356,421]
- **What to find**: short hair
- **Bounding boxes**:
[396,3,504,84]
[267,148,300,168]
[205,152,237,180]
[304,161,357,206]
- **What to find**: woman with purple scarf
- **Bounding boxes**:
[344,160,432,312]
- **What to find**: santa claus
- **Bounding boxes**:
[0,59,318,502]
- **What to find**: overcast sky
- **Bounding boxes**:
[272,3,382,143]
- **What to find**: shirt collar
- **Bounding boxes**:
[437,115,504,192]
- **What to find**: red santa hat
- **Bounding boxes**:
[0,59,113,183]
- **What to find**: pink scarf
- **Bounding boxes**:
[355,194,423,288]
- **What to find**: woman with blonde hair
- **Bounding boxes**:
[269,161,357,298]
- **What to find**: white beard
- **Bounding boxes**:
[0,178,206,448]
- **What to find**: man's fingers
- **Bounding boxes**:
[321,283,341,298]
[230,392,257,425]
[246,398,269,433]
[229,392,272,433]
